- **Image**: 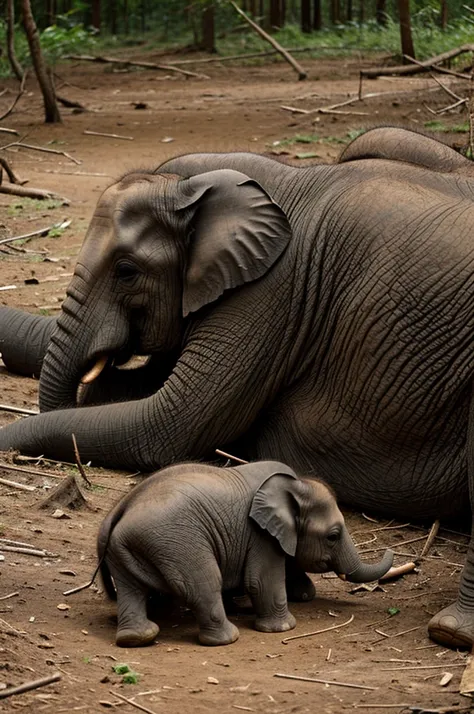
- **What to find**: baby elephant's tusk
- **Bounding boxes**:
[337,574,347,581]
[81,355,108,384]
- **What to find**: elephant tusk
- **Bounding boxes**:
[81,355,108,384]
[337,574,347,581]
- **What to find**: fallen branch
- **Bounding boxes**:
[0,157,25,184]
[1,140,81,165]
[0,127,19,135]
[361,44,474,79]
[0,591,19,600]
[0,221,69,246]
[63,54,208,80]
[84,129,133,141]
[0,183,69,202]
[379,561,417,581]
[0,72,27,122]
[0,476,36,492]
[215,448,248,464]
[0,544,54,556]
[71,433,92,488]
[281,613,354,644]
[229,2,307,81]
[56,94,86,109]
[274,673,377,691]
[0,672,61,700]
[419,519,440,560]
[109,690,159,714]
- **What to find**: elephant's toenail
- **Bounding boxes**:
[437,615,458,629]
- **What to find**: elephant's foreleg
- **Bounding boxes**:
[245,540,296,633]
[107,560,159,647]
[0,308,56,377]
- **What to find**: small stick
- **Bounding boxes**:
[0,545,53,557]
[0,538,40,548]
[419,519,440,559]
[274,672,377,691]
[109,690,158,714]
[379,562,417,581]
[0,72,27,122]
[359,535,427,554]
[0,462,128,493]
[381,663,467,671]
[71,434,92,487]
[281,613,354,644]
[0,127,19,135]
[64,53,208,79]
[0,617,24,634]
[0,672,61,700]
[83,129,133,141]
[0,592,19,601]
[0,477,36,492]
[0,222,67,246]
[280,105,311,114]
[1,141,81,165]
[229,1,307,80]
[342,705,410,710]
[372,625,421,645]
[215,448,248,464]
[0,183,69,202]
[0,462,60,478]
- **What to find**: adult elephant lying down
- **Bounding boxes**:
[1,130,474,648]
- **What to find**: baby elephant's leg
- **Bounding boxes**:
[285,558,316,602]
[244,540,296,633]
[167,562,239,646]
[107,562,159,647]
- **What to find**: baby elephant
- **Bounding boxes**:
[97,461,393,647]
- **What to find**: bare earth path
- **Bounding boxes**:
[0,53,472,714]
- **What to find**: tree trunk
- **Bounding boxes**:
[20,0,61,123]
[270,0,283,29]
[358,0,364,25]
[249,0,257,15]
[376,0,387,25]
[440,0,447,29]
[6,0,24,80]
[123,0,129,33]
[301,0,311,32]
[346,0,352,21]
[201,1,216,53]
[109,0,117,34]
[91,0,101,30]
[46,0,56,25]
[331,0,341,24]
[398,0,416,60]
[313,0,322,29]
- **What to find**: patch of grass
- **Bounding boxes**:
[424,120,470,133]
[6,198,64,216]
[38,308,52,316]
[272,133,320,148]
[112,663,140,684]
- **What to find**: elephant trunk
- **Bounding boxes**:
[0,307,57,378]
[335,527,394,583]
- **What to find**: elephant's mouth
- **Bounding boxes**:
[81,352,151,384]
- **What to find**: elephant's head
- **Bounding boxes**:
[250,474,393,582]
[39,169,291,411]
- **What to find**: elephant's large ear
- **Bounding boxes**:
[249,475,305,557]
[176,169,292,317]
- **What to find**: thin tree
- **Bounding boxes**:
[20,0,61,123]
[301,0,311,32]
[201,1,216,52]
[440,0,448,29]
[398,0,415,60]
[6,0,24,80]
[313,0,322,29]
[376,0,387,25]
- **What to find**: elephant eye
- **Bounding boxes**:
[116,261,140,283]
[327,530,341,544]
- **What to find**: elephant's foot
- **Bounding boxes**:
[255,611,296,633]
[428,602,474,649]
[116,621,160,647]
[286,573,316,602]
[198,620,240,646]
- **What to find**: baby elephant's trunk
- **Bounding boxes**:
[335,527,394,583]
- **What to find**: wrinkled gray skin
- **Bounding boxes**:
[339,126,474,174]
[97,461,393,647]
[2,130,474,648]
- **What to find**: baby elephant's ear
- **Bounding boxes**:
[250,475,304,557]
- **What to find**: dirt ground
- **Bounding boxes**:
[1,49,474,714]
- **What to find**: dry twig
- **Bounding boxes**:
[83,129,134,141]
[0,404,37,416]
[0,477,36,492]
[281,613,354,644]
[64,53,208,80]
[274,673,377,690]
[215,448,248,464]
[1,140,80,164]
[0,221,69,247]
[0,72,27,122]
[71,433,92,487]
[109,690,158,714]
[0,672,61,700]
[419,519,440,559]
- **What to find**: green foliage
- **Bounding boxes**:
[40,21,96,63]
[387,606,400,616]
[424,120,469,132]
[112,663,140,684]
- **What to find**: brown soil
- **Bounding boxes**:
[0,51,473,714]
